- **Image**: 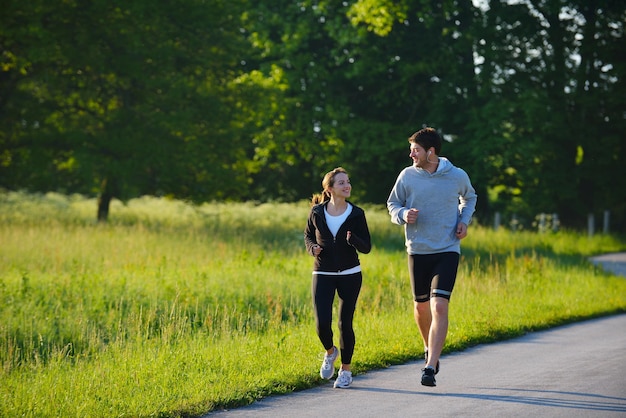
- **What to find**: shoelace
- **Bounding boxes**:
[322,349,337,368]
[322,354,334,370]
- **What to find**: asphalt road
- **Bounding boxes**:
[591,252,626,277]
[207,254,626,418]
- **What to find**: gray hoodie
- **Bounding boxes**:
[387,157,477,255]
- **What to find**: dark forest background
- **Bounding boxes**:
[1,0,625,230]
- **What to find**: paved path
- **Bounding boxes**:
[207,255,626,418]
[591,252,626,277]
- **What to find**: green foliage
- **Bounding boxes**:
[459,0,626,227]
[1,0,625,227]
[1,192,625,416]
[0,0,285,204]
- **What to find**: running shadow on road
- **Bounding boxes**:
[350,386,626,413]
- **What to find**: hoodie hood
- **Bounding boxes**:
[415,156,454,177]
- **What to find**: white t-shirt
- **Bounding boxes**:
[324,203,353,237]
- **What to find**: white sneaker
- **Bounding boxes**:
[320,346,339,379]
[333,369,352,388]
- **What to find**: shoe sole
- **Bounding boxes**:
[320,368,335,379]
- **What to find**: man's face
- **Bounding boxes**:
[409,143,428,168]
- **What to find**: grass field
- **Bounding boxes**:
[1,191,625,417]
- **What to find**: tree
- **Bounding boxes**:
[2,0,624,229]
[0,0,280,220]
[242,0,485,203]
[456,0,626,228]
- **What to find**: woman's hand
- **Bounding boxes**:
[312,244,323,256]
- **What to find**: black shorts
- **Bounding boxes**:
[408,252,460,302]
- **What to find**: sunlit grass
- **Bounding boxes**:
[1,191,625,417]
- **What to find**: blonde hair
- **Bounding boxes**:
[311,167,348,205]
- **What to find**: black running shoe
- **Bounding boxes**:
[424,350,440,375]
[421,367,436,387]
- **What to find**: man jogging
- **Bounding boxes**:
[387,127,477,387]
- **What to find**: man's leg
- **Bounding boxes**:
[414,300,431,349]
[425,296,448,370]
[409,254,432,351]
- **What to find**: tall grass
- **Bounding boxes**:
[1,191,625,417]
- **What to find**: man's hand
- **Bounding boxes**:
[456,222,468,239]
[405,208,419,224]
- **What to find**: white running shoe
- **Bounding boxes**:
[320,346,339,379]
[333,369,353,388]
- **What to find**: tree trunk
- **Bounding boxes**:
[97,192,112,222]
[97,177,119,222]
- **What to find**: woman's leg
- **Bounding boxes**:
[312,274,337,349]
[336,272,363,369]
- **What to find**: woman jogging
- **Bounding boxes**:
[304,167,371,388]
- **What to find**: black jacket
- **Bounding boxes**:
[304,201,371,273]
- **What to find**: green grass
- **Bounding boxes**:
[1,191,625,417]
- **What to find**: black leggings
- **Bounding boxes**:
[312,272,362,365]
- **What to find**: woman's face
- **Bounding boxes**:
[329,173,351,199]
